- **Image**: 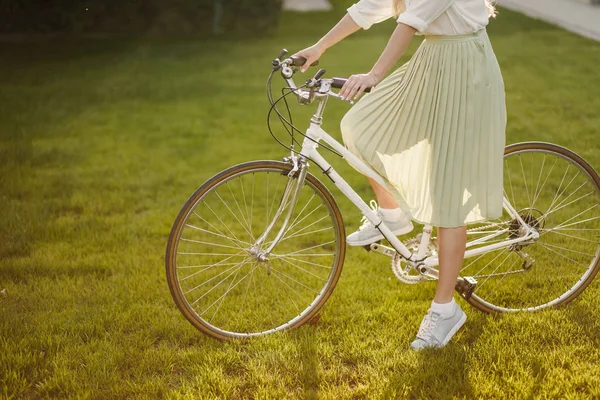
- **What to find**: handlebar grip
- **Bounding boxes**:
[331,77,372,93]
[290,55,319,67]
[313,68,327,80]
[277,49,288,60]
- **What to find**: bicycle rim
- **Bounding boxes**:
[165,160,346,339]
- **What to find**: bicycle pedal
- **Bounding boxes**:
[362,240,382,252]
[455,276,477,300]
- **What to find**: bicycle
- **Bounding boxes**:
[165,49,600,340]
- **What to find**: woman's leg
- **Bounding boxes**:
[411,226,468,349]
[435,226,467,302]
[367,178,398,209]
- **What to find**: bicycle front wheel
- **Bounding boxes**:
[166,160,346,339]
[461,142,600,312]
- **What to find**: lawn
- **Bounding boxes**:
[1,5,600,399]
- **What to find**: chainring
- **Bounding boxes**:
[391,234,438,284]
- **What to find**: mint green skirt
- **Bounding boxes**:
[340,29,506,228]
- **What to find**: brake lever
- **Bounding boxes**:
[327,91,355,105]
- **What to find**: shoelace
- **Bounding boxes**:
[357,199,379,231]
[415,309,441,341]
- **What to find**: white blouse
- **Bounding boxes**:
[347,0,490,35]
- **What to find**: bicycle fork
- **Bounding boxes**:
[249,155,308,269]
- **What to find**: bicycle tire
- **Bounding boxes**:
[165,160,346,339]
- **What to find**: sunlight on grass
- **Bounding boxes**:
[1,6,599,399]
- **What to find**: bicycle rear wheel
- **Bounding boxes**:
[166,160,345,339]
[459,142,600,312]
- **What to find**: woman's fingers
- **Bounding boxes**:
[301,57,314,73]
[340,75,357,99]
[353,84,367,100]
[339,74,374,100]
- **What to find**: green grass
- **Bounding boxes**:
[2,6,600,399]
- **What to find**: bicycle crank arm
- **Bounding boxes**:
[367,242,397,258]
[455,276,477,300]
[368,242,441,280]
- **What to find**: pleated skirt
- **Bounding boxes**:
[340,29,507,228]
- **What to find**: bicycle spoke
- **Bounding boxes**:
[537,242,596,258]
[227,181,255,241]
[186,260,248,298]
[542,183,590,220]
[536,242,585,268]
[185,223,252,248]
[546,164,571,213]
[270,265,320,294]
[280,226,334,242]
[272,253,335,258]
[214,189,255,240]
[530,153,546,209]
[474,250,513,291]
[203,263,261,322]
[239,175,252,233]
[180,238,248,251]
[237,263,256,321]
[205,262,245,321]
[178,252,247,256]
[542,205,599,233]
[473,248,509,277]
[477,256,521,297]
[178,262,243,270]
[200,203,247,248]
[268,268,304,311]
[284,204,325,236]
[276,240,336,257]
[284,193,316,233]
[179,253,245,281]
[506,159,517,212]
[539,228,598,244]
[277,256,328,281]
[535,157,560,208]
[276,255,333,269]
[192,212,248,249]
[518,155,532,208]
[281,214,330,241]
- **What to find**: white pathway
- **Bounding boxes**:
[500,0,600,41]
[283,0,332,12]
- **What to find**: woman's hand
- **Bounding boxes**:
[339,72,380,101]
[293,44,325,73]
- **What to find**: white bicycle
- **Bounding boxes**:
[166,50,600,340]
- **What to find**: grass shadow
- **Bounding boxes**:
[288,327,321,400]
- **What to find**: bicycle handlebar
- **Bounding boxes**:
[273,49,373,104]
[287,55,372,93]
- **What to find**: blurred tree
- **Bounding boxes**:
[0,0,282,35]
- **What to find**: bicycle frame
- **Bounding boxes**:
[264,60,540,279]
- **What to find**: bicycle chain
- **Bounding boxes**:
[472,269,526,279]
[465,221,511,233]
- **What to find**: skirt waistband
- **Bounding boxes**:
[424,29,487,43]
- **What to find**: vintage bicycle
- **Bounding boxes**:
[165,50,600,340]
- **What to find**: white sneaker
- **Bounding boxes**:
[410,303,467,350]
[346,200,413,246]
